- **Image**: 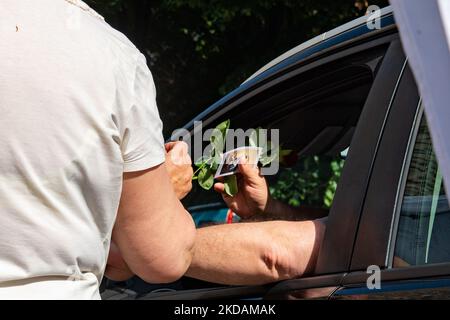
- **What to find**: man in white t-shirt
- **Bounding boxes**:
[0,0,196,299]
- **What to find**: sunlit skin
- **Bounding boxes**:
[107,141,196,283]
[106,142,326,285]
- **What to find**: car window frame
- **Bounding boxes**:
[315,37,407,275]
[387,105,450,269]
[386,104,424,268]
[349,62,450,278]
[135,32,405,301]
[348,62,420,271]
[332,105,450,300]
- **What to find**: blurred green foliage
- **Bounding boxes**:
[85,0,386,209]
[85,0,388,137]
[269,156,345,209]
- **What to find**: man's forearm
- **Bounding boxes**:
[185,219,326,286]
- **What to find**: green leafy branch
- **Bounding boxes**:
[192,120,282,197]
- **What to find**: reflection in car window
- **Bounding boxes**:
[394,115,450,267]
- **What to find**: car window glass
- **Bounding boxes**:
[184,49,386,226]
[393,114,450,267]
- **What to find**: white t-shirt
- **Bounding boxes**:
[0,0,165,299]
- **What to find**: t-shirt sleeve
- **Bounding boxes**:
[121,53,166,172]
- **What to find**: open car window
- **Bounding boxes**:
[184,49,383,225]
[102,43,390,298]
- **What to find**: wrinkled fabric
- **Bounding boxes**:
[0,0,165,299]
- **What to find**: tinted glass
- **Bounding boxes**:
[394,115,450,267]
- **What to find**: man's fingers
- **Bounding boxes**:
[238,159,260,181]
[165,141,178,152]
[165,141,189,153]
[214,182,226,194]
[214,183,233,201]
[166,141,191,165]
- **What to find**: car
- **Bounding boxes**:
[101,5,450,300]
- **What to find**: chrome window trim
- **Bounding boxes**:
[385,100,423,267]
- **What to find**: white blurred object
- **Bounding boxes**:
[391,0,450,199]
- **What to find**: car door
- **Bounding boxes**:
[130,33,404,300]
[331,64,450,300]
[102,30,407,300]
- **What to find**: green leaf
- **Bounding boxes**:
[210,133,223,152]
[210,150,221,171]
[224,175,238,196]
[195,156,210,167]
[260,142,280,166]
[216,119,230,137]
[198,166,214,190]
[211,119,230,149]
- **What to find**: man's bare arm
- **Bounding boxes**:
[106,142,196,283]
[185,219,326,286]
[112,163,196,284]
[105,242,133,281]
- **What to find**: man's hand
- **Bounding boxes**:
[214,159,328,221]
[214,160,271,219]
[165,141,193,200]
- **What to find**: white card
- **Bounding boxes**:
[215,147,262,179]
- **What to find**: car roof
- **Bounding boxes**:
[183,6,395,130]
[244,6,394,83]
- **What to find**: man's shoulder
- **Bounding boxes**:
[64,0,105,21]
[65,0,140,56]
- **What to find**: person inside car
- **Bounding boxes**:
[106,142,327,286]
